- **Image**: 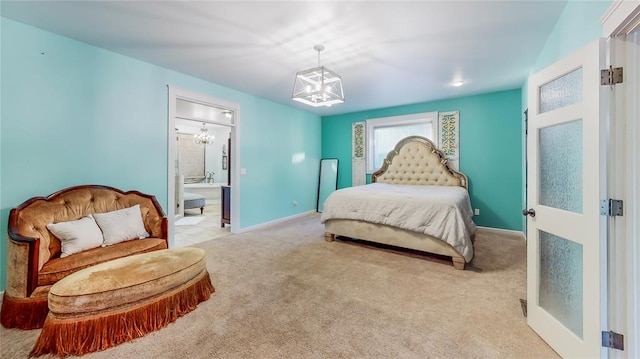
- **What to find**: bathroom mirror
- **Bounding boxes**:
[317,158,339,212]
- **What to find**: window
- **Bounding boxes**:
[366,112,438,173]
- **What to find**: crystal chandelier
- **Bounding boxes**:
[292,45,344,107]
[194,123,214,145]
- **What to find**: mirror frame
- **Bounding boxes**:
[317,158,339,212]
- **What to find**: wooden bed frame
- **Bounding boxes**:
[324,136,472,270]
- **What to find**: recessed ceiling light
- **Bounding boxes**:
[453,81,465,87]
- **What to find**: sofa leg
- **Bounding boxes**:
[200,207,204,215]
[1,293,49,329]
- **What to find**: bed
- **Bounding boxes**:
[321,136,476,269]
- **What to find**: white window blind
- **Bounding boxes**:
[366,112,438,173]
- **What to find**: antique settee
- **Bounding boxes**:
[0,185,168,329]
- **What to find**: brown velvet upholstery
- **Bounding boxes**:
[38,238,167,286]
[1,185,168,330]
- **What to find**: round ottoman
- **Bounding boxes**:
[30,248,215,357]
[184,192,206,214]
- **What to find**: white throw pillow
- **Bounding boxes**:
[93,204,150,246]
[47,216,104,258]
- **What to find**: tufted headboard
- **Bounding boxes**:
[371,136,468,190]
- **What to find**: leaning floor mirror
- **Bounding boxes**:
[317,158,339,212]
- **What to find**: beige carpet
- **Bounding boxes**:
[0,213,558,358]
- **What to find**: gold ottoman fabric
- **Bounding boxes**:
[49,247,205,316]
[31,248,214,357]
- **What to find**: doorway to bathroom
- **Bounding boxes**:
[167,86,240,248]
[174,119,231,246]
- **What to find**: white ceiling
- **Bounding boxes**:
[0,1,567,116]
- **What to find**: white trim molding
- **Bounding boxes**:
[476,226,525,241]
[603,2,640,357]
[236,211,316,233]
[601,0,640,37]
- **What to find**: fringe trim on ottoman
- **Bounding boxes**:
[0,294,49,329]
[30,272,215,357]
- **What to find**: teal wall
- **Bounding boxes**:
[532,0,611,73]
[0,18,321,291]
[521,0,611,231]
[522,0,610,112]
[322,89,523,231]
[0,16,3,287]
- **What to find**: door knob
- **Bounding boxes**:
[522,208,536,217]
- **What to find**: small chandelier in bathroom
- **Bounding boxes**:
[194,123,214,145]
[292,44,344,107]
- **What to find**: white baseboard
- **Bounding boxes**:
[477,226,525,241]
[237,210,316,233]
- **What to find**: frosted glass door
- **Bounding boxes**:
[538,120,583,213]
[526,39,606,358]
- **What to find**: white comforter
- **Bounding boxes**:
[320,183,476,262]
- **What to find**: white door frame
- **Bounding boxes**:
[167,86,241,247]
[601,1,640,358]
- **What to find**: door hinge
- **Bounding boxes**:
[601,66,623,85]
[601,199,623,216]
[602,331,624,350]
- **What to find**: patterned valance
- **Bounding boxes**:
[438,111,459,170]
[352,122,366,186]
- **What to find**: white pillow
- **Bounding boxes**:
[93,204,150,246]
[47,216,104,258]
